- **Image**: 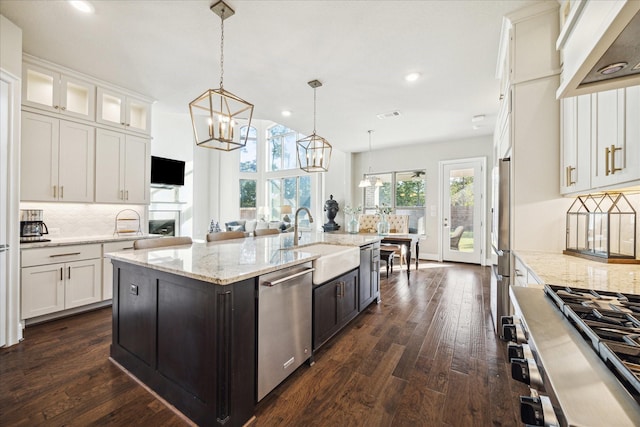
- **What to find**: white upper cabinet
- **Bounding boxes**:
[21,112,95,202]
[560,95,591,194]
[96,87,151,135]
[22,62,95,120]
[591,86,640,188]
[95,128,150,204]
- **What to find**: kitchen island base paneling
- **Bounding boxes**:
[110,260,255,427]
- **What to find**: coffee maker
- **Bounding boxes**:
[20,209,50,243]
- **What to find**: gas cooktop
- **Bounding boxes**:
[545,284,640,401]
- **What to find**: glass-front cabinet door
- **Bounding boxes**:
[22,63,95,120]
[97,87,151,135]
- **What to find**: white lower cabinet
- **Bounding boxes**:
[21,244,101,319]
[102,240,136,300]
[21,263,65,318]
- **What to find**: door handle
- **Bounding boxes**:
[261,267,314,287]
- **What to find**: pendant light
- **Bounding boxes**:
[359,130,382,187]
[189,1,254,151]
[296,79,332,172]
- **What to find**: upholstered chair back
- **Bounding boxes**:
[357,214,409,234]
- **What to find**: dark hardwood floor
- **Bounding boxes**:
[0,262,527,426]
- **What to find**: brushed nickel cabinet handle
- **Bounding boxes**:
[60,185,64,199]
[68,266,71,280]
[53,185,57,198]
[567,166,575,186]
[49,252,81,258]
[611,144,622,175]
[60,267,63,281]
[125,190,129,200]
[605,146,611,176]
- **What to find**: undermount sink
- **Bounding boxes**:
[295,243,360,285]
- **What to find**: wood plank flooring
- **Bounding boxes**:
[0,262,528,426]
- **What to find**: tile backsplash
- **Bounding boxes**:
[20,202,146,237]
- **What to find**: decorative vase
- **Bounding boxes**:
[377,214,390,236]
[347,215,360,234]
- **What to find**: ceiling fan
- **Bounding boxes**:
[411,171,425,181]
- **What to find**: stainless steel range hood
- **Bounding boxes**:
[557,2,640,98]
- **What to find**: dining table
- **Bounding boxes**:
[379,234,420,279]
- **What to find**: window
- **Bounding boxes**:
[239,126,257,172]
[267,176,311,226]
[239,126,258,219]
[268,124,300,171]
[363,170,426,234]
[239,179,256,220]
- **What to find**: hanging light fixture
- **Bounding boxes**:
[359,130,382,187]
[296,80,332,172]
[189,1,254,151]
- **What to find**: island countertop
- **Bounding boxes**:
[514,250,640,294]
[106,232,382,285]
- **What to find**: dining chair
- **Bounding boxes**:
[254,228,280,236]
[133,236,193,249]
[206,231,246,242]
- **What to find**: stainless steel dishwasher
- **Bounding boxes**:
[257,262,314,401]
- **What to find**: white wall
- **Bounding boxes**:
[322,149,351,230]
[150,111,194,237]
[351,135,494,259]
[0,15,22,77]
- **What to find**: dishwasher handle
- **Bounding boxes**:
[262,267,315,287]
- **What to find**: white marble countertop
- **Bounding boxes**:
[106,232,382,285]
[515,250,640,294]
[20,234,158,249]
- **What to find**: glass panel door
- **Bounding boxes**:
[442,159,484,264]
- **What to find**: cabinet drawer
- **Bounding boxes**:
[22,244,101,267]
[103,240,136,254]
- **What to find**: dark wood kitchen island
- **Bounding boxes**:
[106,232,381,426]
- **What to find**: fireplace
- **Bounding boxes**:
[149,219,175,236]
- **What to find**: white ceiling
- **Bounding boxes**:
[0,0,542,152]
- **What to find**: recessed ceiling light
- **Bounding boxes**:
[281,110,292,117]
[404,72,420,82]
[376,110,401,119]
[68,0,95,14]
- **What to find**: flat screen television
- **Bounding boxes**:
[151,156,185,186]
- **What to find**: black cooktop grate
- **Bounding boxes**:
[545,284,640,399]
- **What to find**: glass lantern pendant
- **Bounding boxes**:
[296,80,332,172]
[189,1,254,151]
